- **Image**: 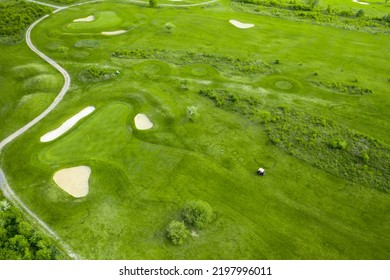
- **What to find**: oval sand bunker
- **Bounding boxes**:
[134,113,153,130]
[53,166,91,198]
[101,30,126,35]
[40,106,95,142]
[73,15,95,22]
[229,20,255,29]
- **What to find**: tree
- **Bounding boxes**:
[0,200,11,211]
[149,0,157,7]
[167,220,189,245]
[181,79,189,90]
[165,22,176,33]
[356,9,365,18]
[307,0,320,9]
[183,200,213,229]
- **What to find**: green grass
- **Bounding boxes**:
[0,0,389,260]
[0,43,62,140]
[67,11,123,32]
[39,102,132,163]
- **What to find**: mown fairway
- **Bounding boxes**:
[1,0,389,259]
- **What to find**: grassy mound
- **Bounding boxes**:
[12,63,50,79]
[74,39,100,49]
[261,75,302,93]
[13,92,55,124]
[133,60,172,79]
[23,74,62,93]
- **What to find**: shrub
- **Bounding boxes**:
[78,66,116,82]
[356,9,365,18]
[329,138,347,150]
[166,220,189,245]
[149,0,157,7]
[186,106,199,122]
[165,23,176,33]
[183,200,213,229]
[260,110,272,123]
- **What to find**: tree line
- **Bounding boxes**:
[0,0,52,45]
[0,199,64,259]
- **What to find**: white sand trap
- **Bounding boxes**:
[229,20,255,29]
[40,106,95,143]
[101,30,127,35]
[352,0,370,4]
[73,15,95,22]
[134,113,153,130]
[53,166,91,198]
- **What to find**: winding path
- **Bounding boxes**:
[0,15,71,151]
[0,0,219,260]
[0,2,76,259]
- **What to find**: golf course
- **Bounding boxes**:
[0,0,389,259]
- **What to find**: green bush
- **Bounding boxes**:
[183,200,213,229]
[78,66,116,82]
[329,138,347,150]
[186,106,199,122]
[113,48,274,76]
[356,9,365,18]
[165,23,176,33]
[0,1,52,45]
[149,0,157,7]
[166,220,189,245]
[0,200,64,259]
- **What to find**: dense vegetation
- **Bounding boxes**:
[311,80,373,95]
[78,65,118,82]
[166,220,189,245]
[0,199,64,259]
[113,48,274,76]
[263,107,390,193]
[232,0,390,33]
[198,88,390,193]
[0,0,52,45]
[183,200,214,229]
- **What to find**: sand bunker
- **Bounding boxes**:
[40,106,95,142]
[53,166,91,198]
[73,15,95,22]
[352,0,370,4]
[101,30,127,35]
[229,20,255,29]
[134,113,153,130]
